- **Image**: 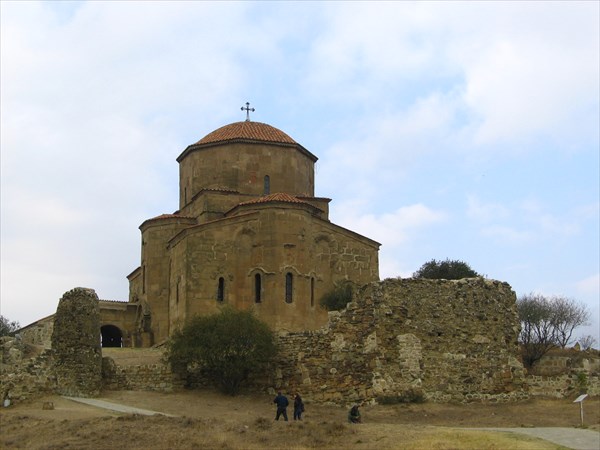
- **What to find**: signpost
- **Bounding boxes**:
[573,393,588,426]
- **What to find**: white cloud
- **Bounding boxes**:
[306,4,435,86]
[480,225,534,243]
[303,2,599,150]
[461,36,598,144]
[518,199,582,238]
[537,214,579,237]
[334,202,446,248]
[467,195,510,222]
[576,274,600,298]
[468,194,588,245]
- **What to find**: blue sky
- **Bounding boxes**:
[1,1,598,343]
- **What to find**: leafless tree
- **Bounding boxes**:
[518,293,556,368]
[517,293,591,369]
[551,296,590,348]
[578,334,597,351]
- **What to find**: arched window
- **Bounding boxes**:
[255,274,262,303]
[310,277,315,307]
[217,277,225,302]
[285,272,293,303]
[264,175,270,195]
[142,264,146,294]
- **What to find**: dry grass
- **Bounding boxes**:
[394,427,563,450]
[0,413,563,449]
[1,391,595,449]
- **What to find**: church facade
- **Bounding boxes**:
[19,117,381,348]
[126,118,380,345]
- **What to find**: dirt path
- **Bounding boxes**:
[473,427,600,450]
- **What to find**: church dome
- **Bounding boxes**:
[196,121,297,146]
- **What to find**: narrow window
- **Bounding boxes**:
[264,175,270,195]
[217,277,225,302]
[255,274,262,303]
[310,277,315,307]
[285,272,293,303]
[142,265,146,294]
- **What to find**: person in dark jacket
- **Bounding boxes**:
[293,393,304,420]
[273,391,289,421]
[348,404,361,423]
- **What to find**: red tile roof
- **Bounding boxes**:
[196,121,297,145]
[142,213,196,225]
[148,214,181,220]
[237,192,308,206]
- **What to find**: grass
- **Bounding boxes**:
[3,391,595,449]
[397,428,565,450]
[0,412,568,449]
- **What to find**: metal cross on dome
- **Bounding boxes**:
[241,102,255,121]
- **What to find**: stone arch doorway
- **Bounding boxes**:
[101,324,123,348]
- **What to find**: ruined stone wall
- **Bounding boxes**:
[15,279,599,404]
[532,350,600,376]
[0,337,55,403]
[51,287,102,397]
[102,357,184,392]
[269,278,527,404]
[18,316,54,349]
[527,374,600,398]
[525,350,600,398]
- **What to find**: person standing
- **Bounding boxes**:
[273,391,289,421]
[293,393,304,420]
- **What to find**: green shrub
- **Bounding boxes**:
[0,315,20,337]
[576,372,588,394]
[413,259,480,280]
[165,307,277,395]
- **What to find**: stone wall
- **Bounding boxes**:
[0,337,55,403]
[102,357,184,392]
[526,349,600,398]
[18,316,54,349]
[532,349,600,376]
[52,287,102,397]
[527,374,600,398]
[6,279,599,405]
[267,278,528,404]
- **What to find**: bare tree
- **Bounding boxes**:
[551,296,590,348]
[517,294,556,369]
[578,335,597,351]
[517,293,591,369]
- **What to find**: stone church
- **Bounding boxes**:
[122,113,380,346]
[21,113,381,348]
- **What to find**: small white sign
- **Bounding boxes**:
[573,394,588,403]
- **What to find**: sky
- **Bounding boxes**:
[1,1,598,343]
